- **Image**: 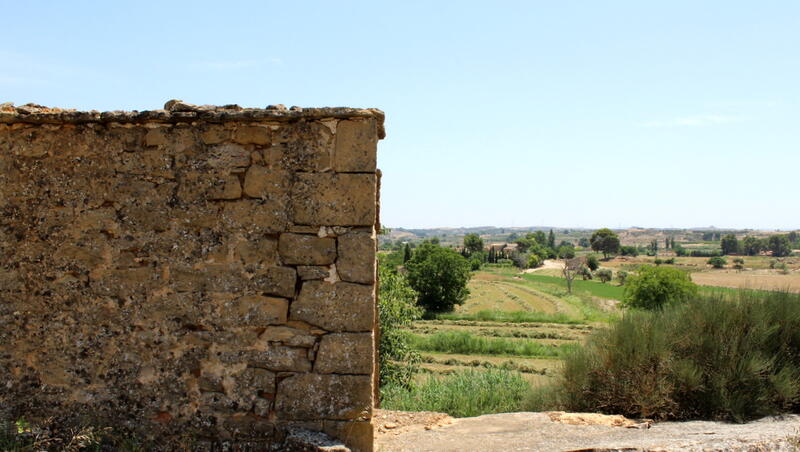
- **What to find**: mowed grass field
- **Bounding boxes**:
[405,266,622,386]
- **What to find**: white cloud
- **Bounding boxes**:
[642,114,747,128]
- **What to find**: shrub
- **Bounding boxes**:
[619,245,639,257]
[556,290,800,422]
[707,256,727,269]
[664,258,675,264]
[596,268,613,283]
[654,258,663,266]
[378,265,424,389]
[586,255,600,271]
[616,270,628,286]
[527,254,542,268]
[623,265,698,310]
[580,266,593,280]
[733,257,745,270]
[381,369,530,417]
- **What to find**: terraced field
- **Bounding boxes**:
[405,267,623,386]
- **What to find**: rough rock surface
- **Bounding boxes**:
[375,411,800,452]
[0,100,383,452]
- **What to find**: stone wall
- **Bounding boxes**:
[0,101,384,451]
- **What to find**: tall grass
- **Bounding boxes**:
[409,331,577,358]
[381,369,529,417]
[551,290,800,422]
[436,309,583,324]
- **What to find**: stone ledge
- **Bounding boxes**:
[0,100,386,139]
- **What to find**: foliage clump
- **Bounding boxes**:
[378,263,423,389]
[554,290,800,422]
[623,265,698,310]
[406,241,472,313]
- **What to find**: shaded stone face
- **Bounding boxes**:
[0,102,383,452]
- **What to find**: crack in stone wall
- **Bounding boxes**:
[0,101,383,452]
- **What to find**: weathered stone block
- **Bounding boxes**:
[246,346,312,372]
[251,266,297,298]
[291,173,376,226]
[337,233,375,284]
[207,143,251,170]
[259,326,318,347]
[143,127,169,147]
[223,199,290,234]
[334,119,377,173]
[297,266,330,280]
[242,165,290,200]
[275,374,372,420]
[315,333,373,375]
[235,238,279,267]
[222,295,288,327]
[207,174,242,200]
[233,125,271,145]
[268,122,332,172]
[200,124,230,144]
[235,367,276,393]
[290,281,374,332]
[278,233,336,266]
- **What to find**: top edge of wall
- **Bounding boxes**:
[0,100,386,139]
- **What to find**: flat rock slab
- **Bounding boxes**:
[376,411,800,452]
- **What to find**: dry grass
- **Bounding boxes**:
[691,270,800,293]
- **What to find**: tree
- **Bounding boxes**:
[590,228,620,259]
[586,254,600,271]
[578,237,590,248]
[463,233,484,255]
[623,265,698,310]
[707,256,727,269]
[548,229,556,249]
[789,231,799,245]
[527,254,542,268]
[720,234,739,255]
[557,244,576,259]
[378,264,423,389]
[402,243,412,263]
[742,236,764,256]
[562,257,584,294]
[405,242,472,313]
[768,235,791,257]
[616,270,629,286]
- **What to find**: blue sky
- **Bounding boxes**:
[3,1,799,230]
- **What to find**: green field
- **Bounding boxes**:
[401,266,621,388]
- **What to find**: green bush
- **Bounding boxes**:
[406,241,472,312]
[586,255,600,271]
[623,265,698,310]
[556,290,800,421]
[707,256,727,269]
[381,369,529,417]
[596,268,613,283]
[616,270,628,286]
[527,254,542,268]
[378,264,423,389]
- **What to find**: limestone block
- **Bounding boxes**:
[315,333,373,375]
[297,266,330,280]
[291,173,376,226]
[275,374,372,420]
[268,122,332,172]
[222,199,290,234]
[250,266,297,298]
[235,367,277,394]
[334,119,377,173]
[242,165,290,200]
[207,174,242,200]
[91,267,154,298]
[278,233,336,266]
[233,125,271,145]
[323,420,374,452]
[143,128,169,147]
[259,326,318,348]
[223,295,289,327]
[337,232,375,284]
[207,143,251,170]
[244,346,312,372]
[235,237,279,267]
[290,281,374,332]
[200,124,231,145]
[199,392,238,413]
